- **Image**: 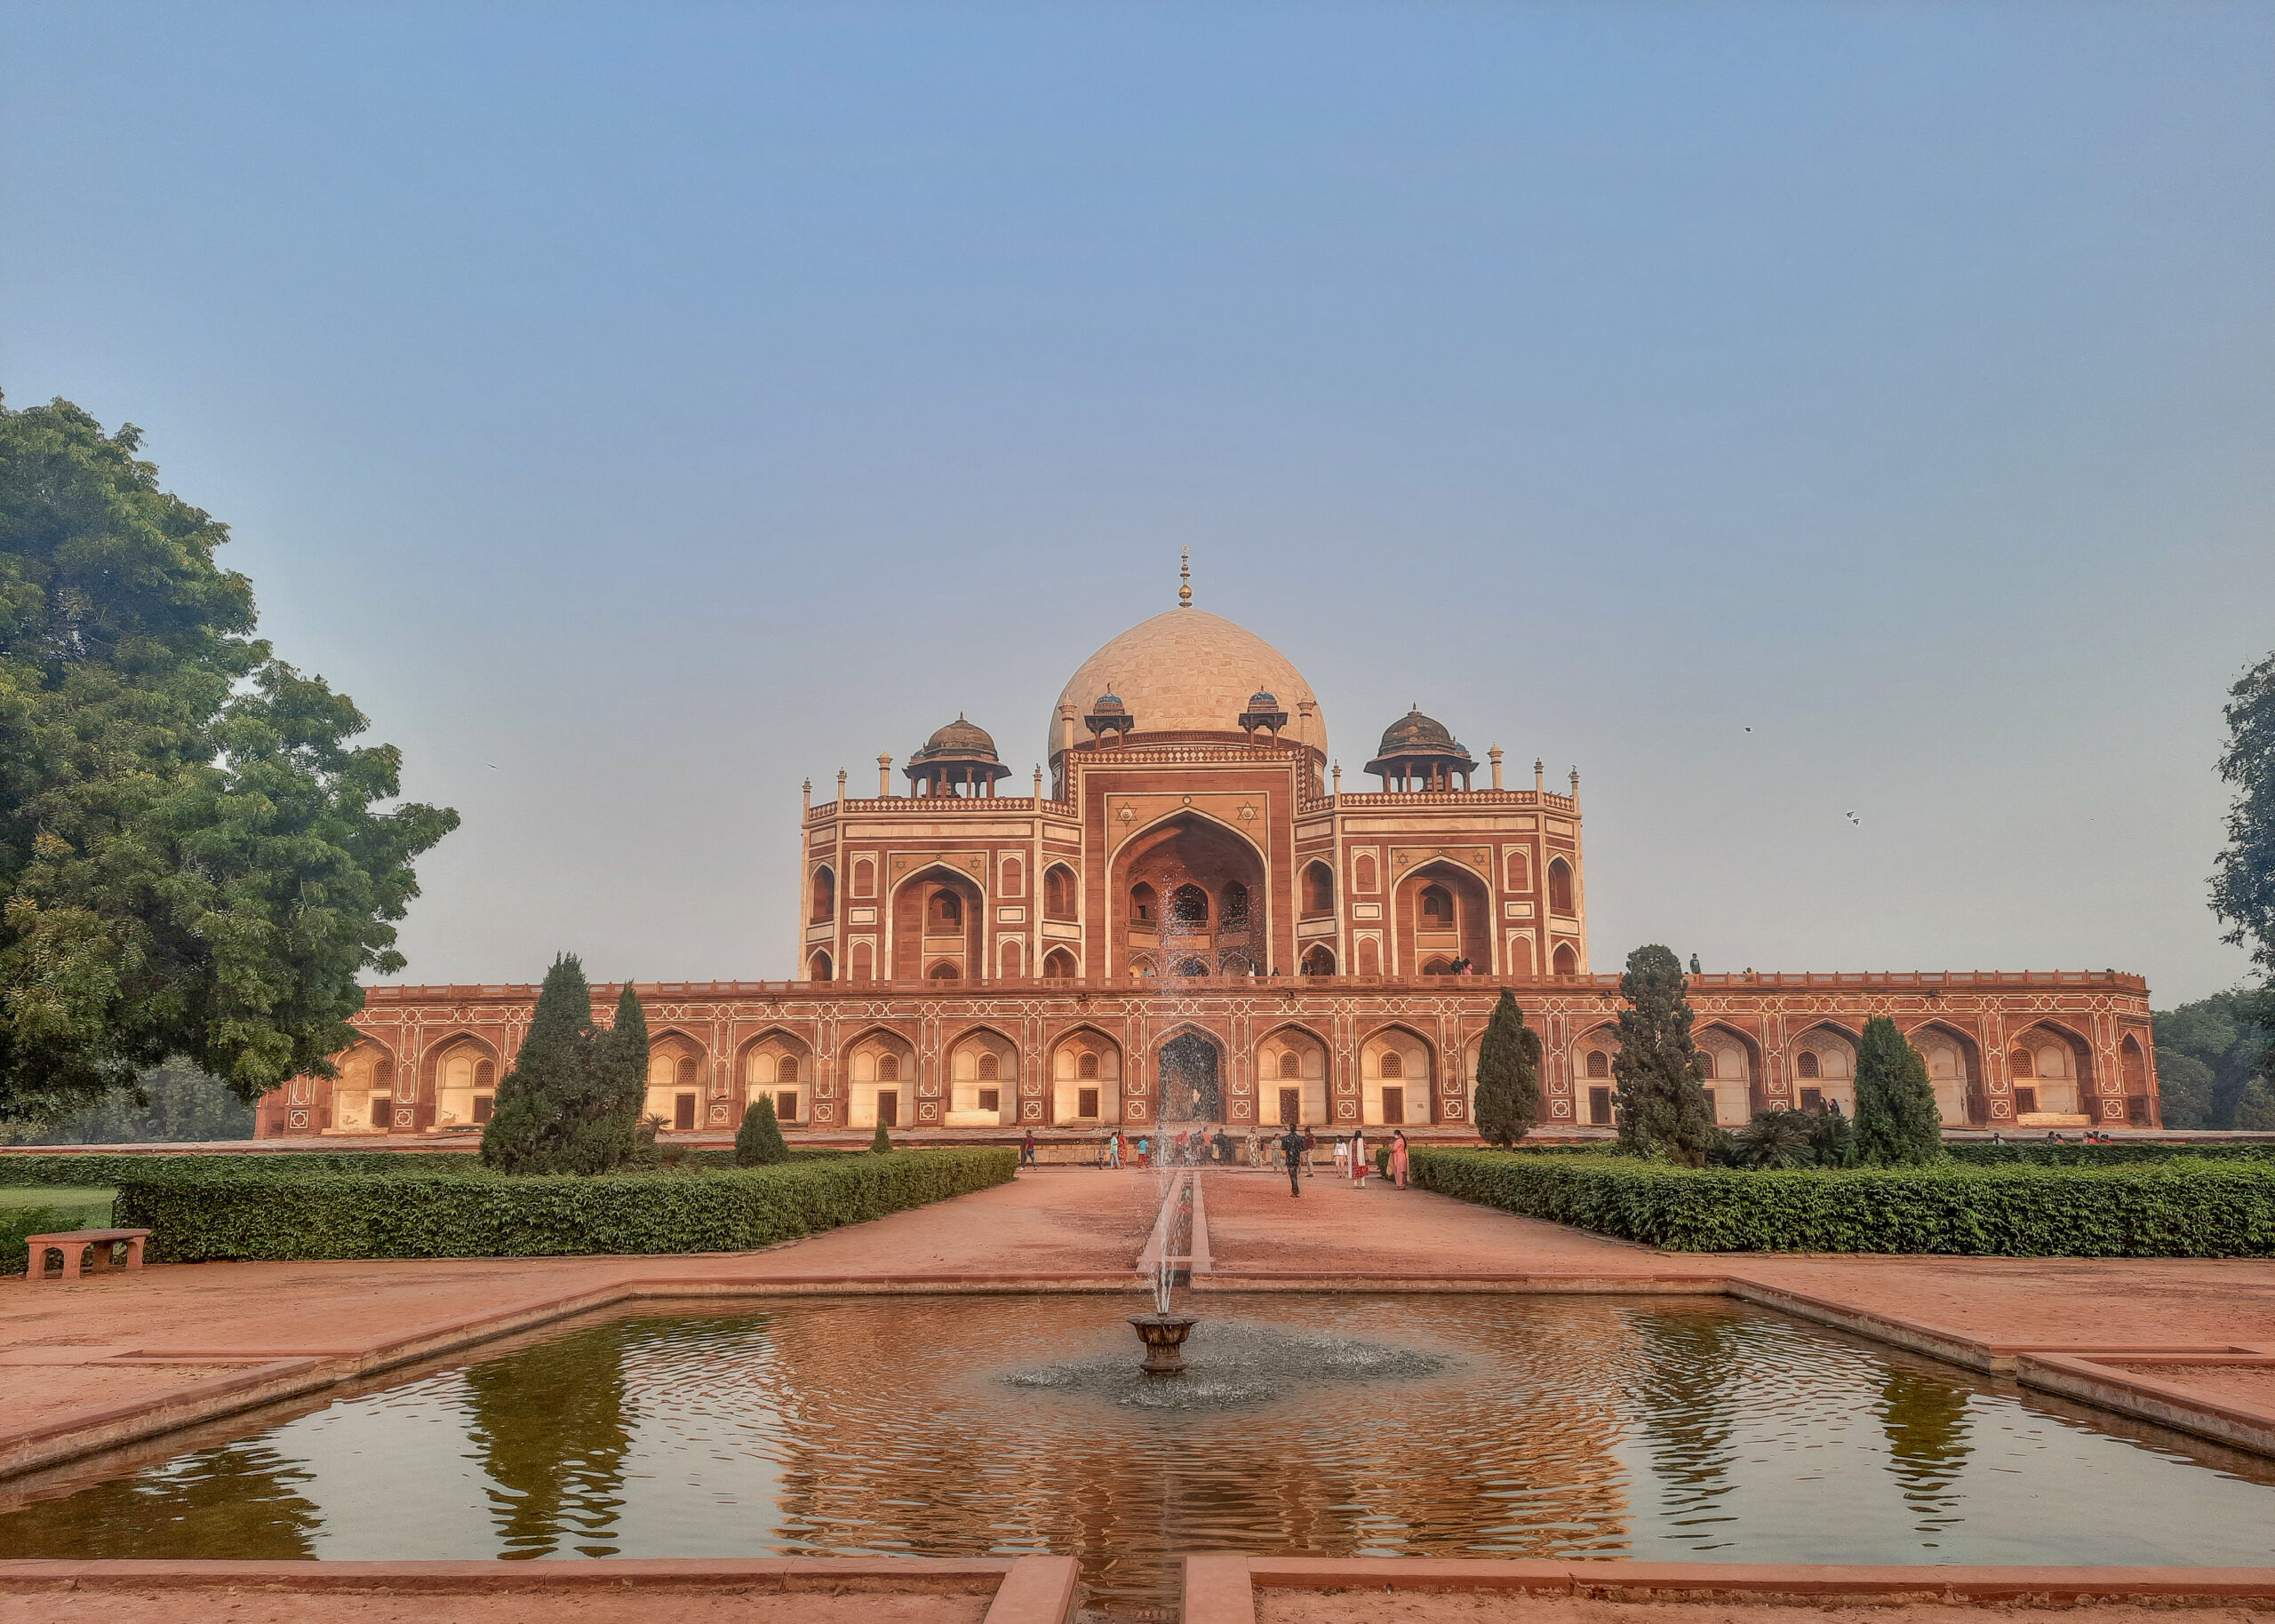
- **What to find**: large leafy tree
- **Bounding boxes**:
[1850,1015,1944,1166]
[1611,944,1719,1166]
[0,396,456,1128]
[2212,649,2275,982]
[1472,988,1542,1147]
[2153,991,2273,1128]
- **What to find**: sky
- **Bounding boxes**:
[4,3,2270,1002]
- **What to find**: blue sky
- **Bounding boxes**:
[4,3,2271,999]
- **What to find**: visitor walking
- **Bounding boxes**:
[1245,1127,1261,1168]
[1333,1136,1350,1179]
[1303,1126,1316,1178]
[1021,1129,1038,1168]
[1107,1132,1124,1169]
[1352,1126,1369,1186]
[1391,1129,1409,1190]
[1279,1122,1307,1197]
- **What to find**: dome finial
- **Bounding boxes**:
[1177,546,1192,609]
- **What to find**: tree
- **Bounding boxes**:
[2212,649,2275,981]
[2153,991,2274,1128]
[1851,1016,1943,1166]
[2154,1050,2218,1129]
[482,955,599,1173]
[2237,1079,2275,1133]
[737,1094,789,1166]
[481,961,651,1175]
[1611,944,1719,1166]
[12,1061,253,1145]
[1472,989,1542,1147]
[869,1118,892,1153]
[0,396,456,1130]
[582,983,648,1172]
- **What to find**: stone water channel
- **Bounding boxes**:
[2,1290,2273,1617]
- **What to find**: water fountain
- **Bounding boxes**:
[1127,1254,1198,1375]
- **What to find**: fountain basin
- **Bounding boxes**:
[1126,1311,1199,1374]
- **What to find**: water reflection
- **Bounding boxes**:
[1,1441,322,1560]
[466,1316,635,1556]
[1880,1368,1972,1543]
[1,1296,2271,1617]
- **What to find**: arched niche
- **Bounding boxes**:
[739,1030,813,1125]
[1050,1028,1122,1126]
[892,864,984,981]
[331,1037,403,1134]
[844,1027,917,1129]
[946,1026,1020,1126]
[1694,1023,1763,1126]
[1790,1023,1859,1115]
[1909,1022,1984,1127]
[426,1035,499,1134]
[1257,1023,1329,1129]
[1042,946,1079,980]
[1112,811,1266,979]
[644,1030,712,1131]
[1394,857,1489,974]
[2007,1022,2095,1118]
[1359,1025,1433,1126]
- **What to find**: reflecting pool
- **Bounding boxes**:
[3,1295,2271,1616]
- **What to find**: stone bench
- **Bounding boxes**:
[23,1227,151,1283]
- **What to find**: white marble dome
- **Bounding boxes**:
[1050,609,1325,762]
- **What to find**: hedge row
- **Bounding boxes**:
[1943,1140,2275,1167]
[115,1148,1017,1262]
[0,1144,857,1189]
[1412,1149,2275,1256]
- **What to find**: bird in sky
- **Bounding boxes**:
[1844,810,1861,825]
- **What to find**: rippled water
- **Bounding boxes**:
[3,1296,2272,1616]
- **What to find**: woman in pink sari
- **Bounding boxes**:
[1390,1129,1409,1190]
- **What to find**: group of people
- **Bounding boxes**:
[1984,1128,2121,1145]
[1269,1123,1410,1197]
[1012,1124,1420,1187]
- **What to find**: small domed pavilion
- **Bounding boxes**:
[905,715,1011,797]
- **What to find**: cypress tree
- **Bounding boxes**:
[1473,989,1543,1147]
[482,954,597,1173]
[571,983,649,1174]
[1611,944,1719,1166]
[1852,1015,1944,1166]
[737,1094,790,1166]
[870,1118,892,1153]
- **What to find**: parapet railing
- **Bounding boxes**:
[363,967,2150,1004]
[811,795,1075,820]
[1301,789,1578,813]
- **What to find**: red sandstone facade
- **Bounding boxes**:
[259,593,2161,1141]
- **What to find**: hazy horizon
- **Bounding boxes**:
[5,4,2269,1004]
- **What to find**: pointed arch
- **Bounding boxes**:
[946,1023,1021,1125]
[1693,1021,1764,1123]
[644,1027,713,1128]
[423,1032,499,1134]
[1358,1023,1434,1126]
[890,861,984,980]
[1042,863,1078,921]
[1042,945,1079,980]
[738,1027,814,1125]
[810,864,836,924]
[807,949,834,982]
[1551,942,1578,976]
[1894,1019,1981,1126]
[1300,943,1337,976]
[1050,1024,1124,1126]
[2007,1018,2096,1118]
[1547,856,1576,916]
[842,1024,918,1130]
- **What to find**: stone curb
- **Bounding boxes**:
[0,1556,1080,1622]
[1183,1556,2275,1623]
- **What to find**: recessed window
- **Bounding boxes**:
[978,1087,1000,1113]
[1077,1087,1100,1118]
